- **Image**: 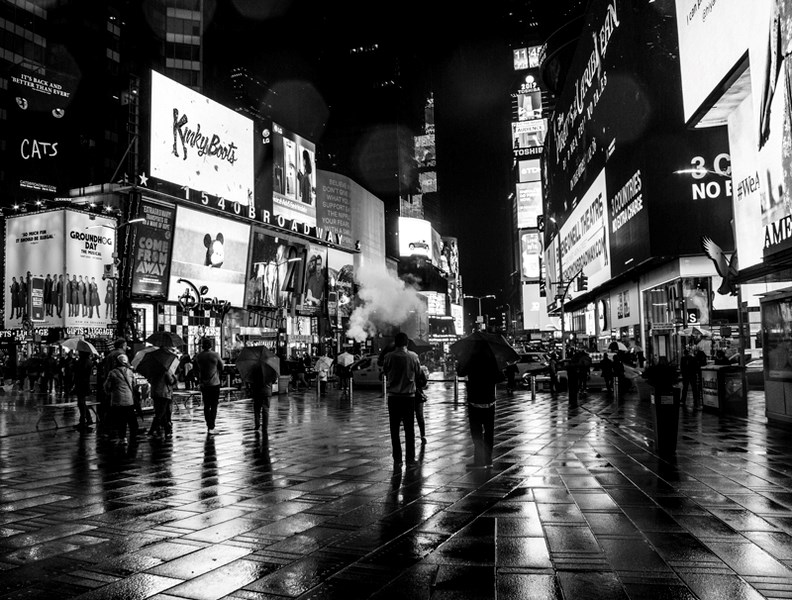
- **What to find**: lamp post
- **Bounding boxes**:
[463,294,495,332]
[549,217,567,359]
[498,303,512,338]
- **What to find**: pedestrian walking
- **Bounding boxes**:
[601,353,614,393]
[415,364,429,444]
[248,363,276,434]
[101,339,128,429]
[72,350,95,433]
[504,360,518,395]
[194,338,224,434]
[315,351,333,396]
[383,332,422,470]
[547,352,559,393]
[147,359,177,439]
[457,342,502,469]
[103,354,138,445]
[680,347,701,409]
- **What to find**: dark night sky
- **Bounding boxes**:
[209,1,517,300]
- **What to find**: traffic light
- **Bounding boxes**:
[539,278,547,297]
[577,274,588,292]
[537,215,545,232]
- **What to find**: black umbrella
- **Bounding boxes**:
[449,331,520,372]
[236,346,280,384]
[146,331,185,348]
[131,347,179,381]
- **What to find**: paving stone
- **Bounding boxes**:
[1,387,791,598]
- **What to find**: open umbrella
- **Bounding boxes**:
[131,346,179,381]
[146,331,185,348]
[236,346,279,384]
[449,331,519,372]
[336,351,355,367]
[58,337,99,355]
[608,341,628,352]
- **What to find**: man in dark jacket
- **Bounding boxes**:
[457,344,503,469]
[383,333,422,470]
[680,347,701,409]
[147,356,177,438]
[194,338,224,434]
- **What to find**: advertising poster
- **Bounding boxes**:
[130,199,175,297]
[4,212,65,329]
[272,122,317,227]
[517,91,543,121]
[64,212,117,330]
[606,153,651,277]
[398,217,433,259]
[149,70,254,206]
[521,231,542,280]
[168,206,251,307]
[415,134,436,168]
[516,181,543,229]
[5,64,77,196]
[327,248,355,319]
[316,171,353,249]
[558,169,611,301]
[302,243,327,316]
[245,228,306,311]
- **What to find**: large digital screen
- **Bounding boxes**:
[516,91,543,121]
[512,119,547,150]
[302,243,327,316]
[398,217,433,260]
[149,70,254,206]
[328,248,355,319]
[316,171,353,248]
[516,181,543,229]
[518,159,541,183]
[245,229,306,311]
[414,134,436,168]
[520,231,542,280]
[272,122,317,227]
[675,0,771,124]
[168,206,251,306]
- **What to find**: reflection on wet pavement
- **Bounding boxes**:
[1,386,791,598]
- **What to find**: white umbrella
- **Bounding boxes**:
[608,341,628,352]
[58,337,99,355]
[336,351,355,367]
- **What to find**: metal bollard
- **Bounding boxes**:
[382,375,387,400]
[614,377,619,400]
[317,375,321,399]
[531,375,536,401]
[349,378,354,402]
[454,374,459,403]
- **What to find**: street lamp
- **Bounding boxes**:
[463,294,495,331]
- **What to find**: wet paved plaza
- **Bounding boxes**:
[2,382,792,599]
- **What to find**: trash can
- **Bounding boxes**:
[635,377,652,402]
[721,366,748,417]
[651,387,681,457]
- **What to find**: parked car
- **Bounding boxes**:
[349,355,384,387]
[745,359,764,390]
[515,353,549,377]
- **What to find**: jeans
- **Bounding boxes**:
[201,385,220,429]
[468,404,494,466]
[387,395,415,463]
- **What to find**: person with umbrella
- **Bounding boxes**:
[314,351,334,396]
[236,346,279,433]
[382,332,423,470]
[141,347,179,439]
[193,338,224,434]
[334,348,355,394]
[453,333,509,470]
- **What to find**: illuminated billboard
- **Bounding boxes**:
[398,217,433,260]
[675,0,771,125]
[4,210,116,331]
[419,171,437,193]
[245,228,306,312]
[149,70,254,206]
[328,248,355,319]
[516,91,543,121]
[512,119,547,150]
[451,303,464,335]
[129,199,175,298]
[415,134,436,168]
[520,231,542,280]
[302,243,327,316]
[513,46,541,70]
[168,206,251,307]
[272,122,317,227]
[518,159,541,183]
[420,291,447,316]
[516,181,542,229]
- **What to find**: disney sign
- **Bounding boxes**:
[176,278,231,316]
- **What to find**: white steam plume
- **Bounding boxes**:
[347,263,424,342]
